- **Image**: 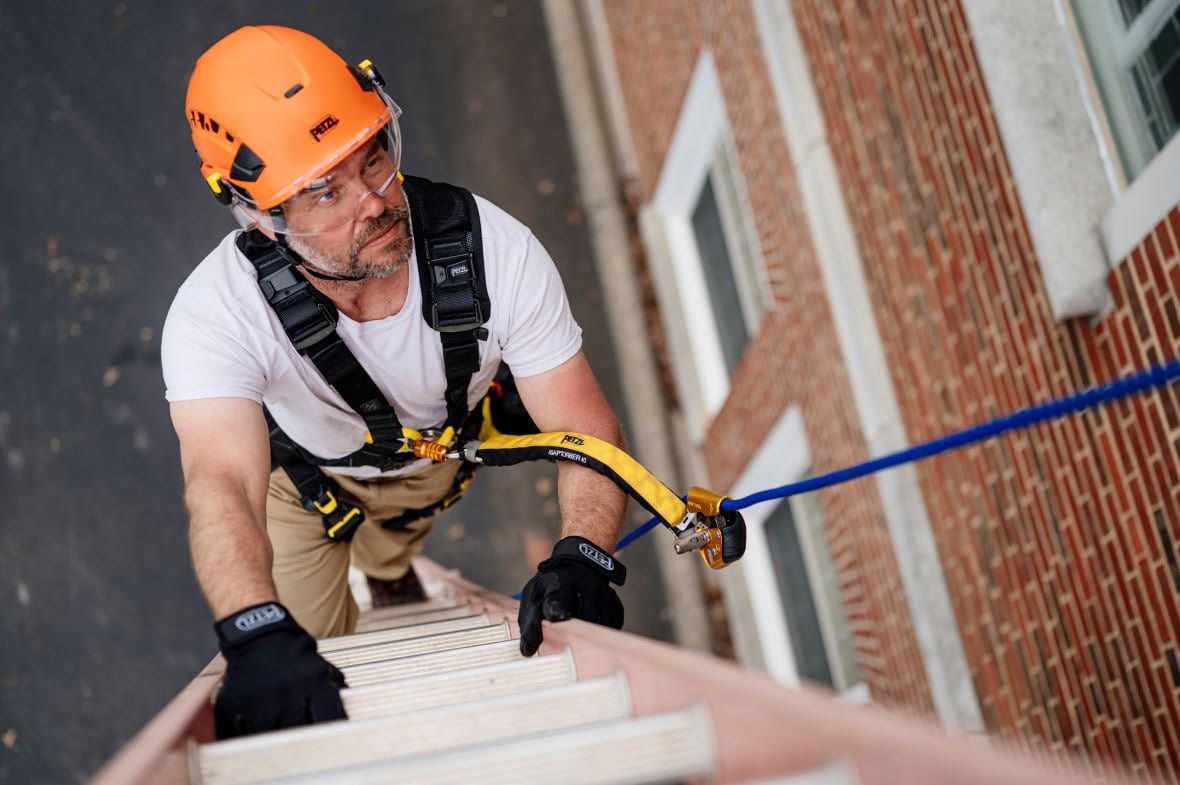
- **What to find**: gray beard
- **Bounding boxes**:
[286,220,410,281]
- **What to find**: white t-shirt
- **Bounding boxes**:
[162,195,582,479]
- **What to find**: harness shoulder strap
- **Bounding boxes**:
[402,175,490,433]
[236,230,409,463]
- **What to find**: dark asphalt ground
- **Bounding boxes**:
[0,3,673,782]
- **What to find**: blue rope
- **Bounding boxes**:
[614,357,1180,553]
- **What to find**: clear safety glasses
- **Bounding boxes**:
[228,87,404,238]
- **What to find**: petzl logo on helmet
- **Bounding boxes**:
[310,114,340,142]
[561,434,585,446]
[579,542,614,571]
[234,603,286,632]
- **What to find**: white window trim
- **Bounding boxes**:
[728,405,864,700]
[642,51,766,438]
[1059,0,1180,265]
[1101,117,1180,263]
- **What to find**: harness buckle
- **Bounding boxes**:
[259,266,337,351]
[323,502,365,543]
[431,300,485,333]
[310,489,339,515]
[288,299,337,351]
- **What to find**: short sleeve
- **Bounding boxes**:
[161,286,268,403]
[500,232,583,377]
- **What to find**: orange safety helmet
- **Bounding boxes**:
[186,26,402,233]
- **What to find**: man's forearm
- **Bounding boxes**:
[556,420,627,551]
[186,477,277,619]
[556,463,626,550]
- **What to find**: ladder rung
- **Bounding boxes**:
[357,596,464,622]
[249,706,715,785]
[339,639,523,688]
[323,622,510,669]
[352,604,477,633]
[318,614,490,653]
[196,676,633,785]
[342,648,577,720]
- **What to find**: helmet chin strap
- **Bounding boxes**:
[277,237,370,282]
[299,262,370,283]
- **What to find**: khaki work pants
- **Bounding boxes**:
[266,460,462,639]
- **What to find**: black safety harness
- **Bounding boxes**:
[239,175,506,542]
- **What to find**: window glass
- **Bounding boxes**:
[1120,0,1153,24]
[691,176,750,376]
[1132,9,1180,148]
[1072,0,1180,181]
[794,493,861,689]
[763,500,835,688]
[711,146,768,330]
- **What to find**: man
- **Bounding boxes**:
[163,25,629,739]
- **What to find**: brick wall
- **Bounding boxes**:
[603,0,1180,777]
[790,0,1180,777]
[602,0,936,715]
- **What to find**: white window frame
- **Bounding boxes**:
[1057,0,1180,269]
[727,405,865,699]
[1070,0,1180,184]
[640,51,768,440]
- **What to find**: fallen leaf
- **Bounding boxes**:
[2,729,16,749]
[102,367,121,388]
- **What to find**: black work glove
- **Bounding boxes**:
[213,602,347,739]
[518,536,626,657]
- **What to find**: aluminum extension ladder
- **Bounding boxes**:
[189,572,853,785]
